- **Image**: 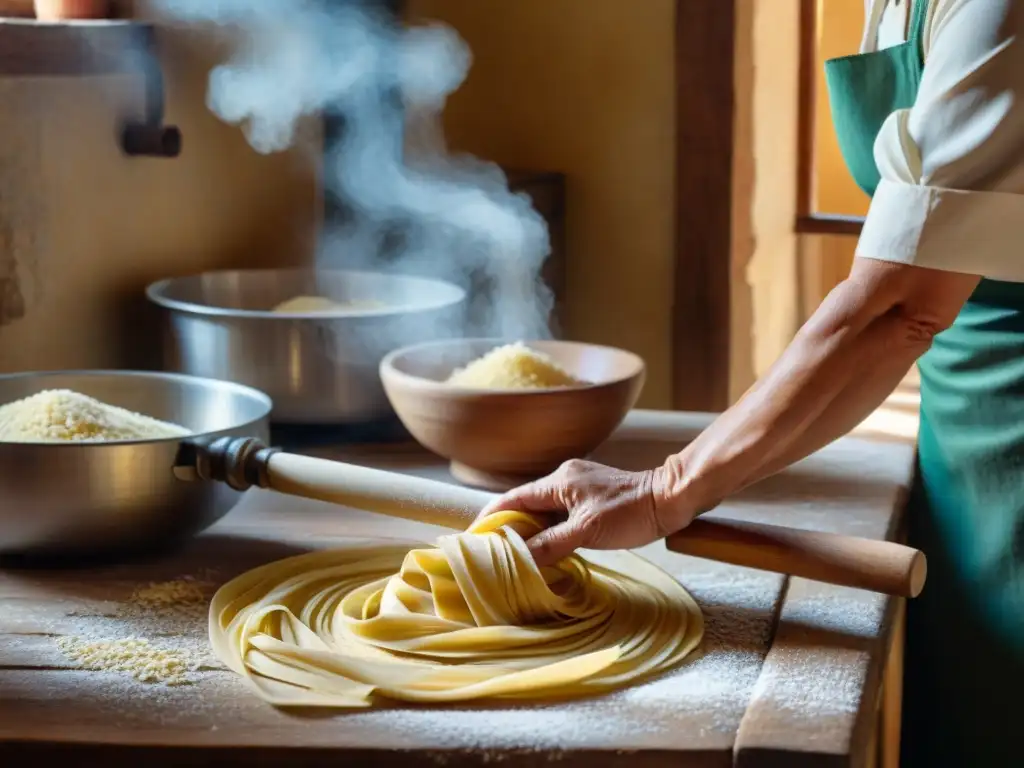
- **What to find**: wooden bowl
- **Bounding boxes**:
[379,339,645,490]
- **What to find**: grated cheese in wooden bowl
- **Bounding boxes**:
[446,342,584,390]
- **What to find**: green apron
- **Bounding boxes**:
[826,2,1024,765]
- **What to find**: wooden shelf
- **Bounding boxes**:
[0,18,153,76]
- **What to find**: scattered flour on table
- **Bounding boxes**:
[55,573,222,687]
[41,561,782,744]
[748,646,865,723]
[18,666,255,729]
[347,567,780,750]
[613,568,779,732]
[782,592,886,639]
[742,591,888,724]
[127,574,213,620]
[55,636,194,685]
[48,560,848,743]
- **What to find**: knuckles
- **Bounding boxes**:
[557,458,591,478]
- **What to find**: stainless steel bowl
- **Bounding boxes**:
[0,370,271,559]
[146,268,467,425]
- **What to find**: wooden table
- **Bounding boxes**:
[0,410,915,767]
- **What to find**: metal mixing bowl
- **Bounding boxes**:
[146,268,467,425]
[0,370,271,559]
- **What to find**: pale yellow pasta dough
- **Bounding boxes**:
[271,295,385,314]
[209,511,704,707]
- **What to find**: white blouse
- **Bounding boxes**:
[855,0,1024,282]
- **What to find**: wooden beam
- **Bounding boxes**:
[0,1,34,17]
[673,0,735,412]
[795,214,865,236]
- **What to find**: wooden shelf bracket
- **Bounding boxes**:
[0,19,181,158]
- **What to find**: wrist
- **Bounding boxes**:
[650,452,710,535]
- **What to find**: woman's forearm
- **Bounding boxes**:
[744,346,915,487]
[653,261,975,532]
[667,315,922,514]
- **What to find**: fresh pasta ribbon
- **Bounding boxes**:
[209,511,703,707]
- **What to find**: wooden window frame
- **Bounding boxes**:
[794,0,866,237]
[672,0,871,412]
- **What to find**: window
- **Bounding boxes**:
[795,0,869,236]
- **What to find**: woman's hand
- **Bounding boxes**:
[474,459,690,567]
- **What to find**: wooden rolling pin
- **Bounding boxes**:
[184,437,926,598]
[664,519,926,598]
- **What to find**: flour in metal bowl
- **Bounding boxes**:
[0,389,190,443]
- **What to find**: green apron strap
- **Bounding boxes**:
[909,0,929,59]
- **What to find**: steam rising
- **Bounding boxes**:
[152,0,553,342]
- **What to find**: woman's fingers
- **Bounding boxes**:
[526,518,586,567]
[474,477,564,523]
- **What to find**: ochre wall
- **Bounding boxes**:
[0,1,857,405]
[406,0,677,408]
[0,22,319,371]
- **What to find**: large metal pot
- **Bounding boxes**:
[146,268,467,425]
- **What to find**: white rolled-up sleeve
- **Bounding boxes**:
[857,0,1024,282]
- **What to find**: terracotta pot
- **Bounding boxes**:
[34,0,110,20]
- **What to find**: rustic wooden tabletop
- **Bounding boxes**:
[0,410,915,767]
